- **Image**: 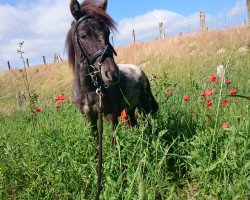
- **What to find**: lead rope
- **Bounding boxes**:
[95,86,103,200]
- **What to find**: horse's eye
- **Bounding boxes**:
[80,34,87,40]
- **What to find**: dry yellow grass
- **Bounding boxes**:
[0,62,71,96]
[0,62,73,113]
[116,27,250,76]
[0,27,249,113]
[117,27,250,62]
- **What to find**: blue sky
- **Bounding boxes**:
[108,0,239,20]
[1,0,240,19]
[0,0,247,70]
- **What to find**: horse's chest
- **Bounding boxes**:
[82,94,100,114]
[72,87,98,114]
[82,98,91,113]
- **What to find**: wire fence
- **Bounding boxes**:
[124,2,249,43]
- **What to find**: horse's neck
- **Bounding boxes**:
[74,63,93,92]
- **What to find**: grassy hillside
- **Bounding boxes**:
[0,28,249,199]
[1,27,249,113]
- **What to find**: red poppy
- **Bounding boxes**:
[205,90,214,96]
[221,100,229,106]
[184,95,190,102]
[225,80,231,85]
[121,109,128,123]
[54,95,67,102]
[209,74,217,83]
[59,95,66,102]
[207,102,212,107]
[167,90,173,95]
[205,98,210,101]
[55,104,61,109]
[35,108,41,113]
[222,123,229,129]
[229,90,238,95]
[200,92,205,97]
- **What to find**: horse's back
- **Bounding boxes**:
[117,64,158,114]
[118,64,144,80]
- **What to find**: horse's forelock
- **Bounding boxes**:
[80,0,116,31]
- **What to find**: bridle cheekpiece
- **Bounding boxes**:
[74,15,117,87]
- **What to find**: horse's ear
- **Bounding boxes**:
[99,0,108,11]
[70,0,82,20]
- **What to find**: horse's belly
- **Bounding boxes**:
[118,64,143,110]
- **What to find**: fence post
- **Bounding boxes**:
[58,54,63,62]
[200,11,206,32]
[132,29,136,43]
[54,53,63,63]
[54,53,57,64]
[247,0,250,27]
[241,20,246,27]
[7,61,11,70]
[179,32,184,44]
[26,58,30,67]
[16,91,26,109]
[43,56,46,65]
[159,22,165,39]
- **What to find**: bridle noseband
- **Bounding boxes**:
[74,15,117,87]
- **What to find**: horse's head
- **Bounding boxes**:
[69,0,119,86]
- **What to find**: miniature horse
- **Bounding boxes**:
[66,0,158,131]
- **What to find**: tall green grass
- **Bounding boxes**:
[0,31,250,199]
[1,51,249,199]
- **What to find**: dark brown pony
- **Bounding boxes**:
[66,0,158,131]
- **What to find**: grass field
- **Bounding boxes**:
[0,28,250,199]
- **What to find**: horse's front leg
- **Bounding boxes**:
[82,113,98,131]
[105,114,118,145]
[128,109,137,127]
[105,114,118,131]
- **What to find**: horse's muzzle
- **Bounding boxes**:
[103,69,120,85]
[101,62,120,85]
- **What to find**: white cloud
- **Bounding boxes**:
[0,0,247,70]
[116,9,184,43]
[30,0,71,37]
[0,4,27,36]
[114,0,247,45]
[204,0,246,29]
[0,0,72,70]
[227,0,245,17]
[115,9,202,44]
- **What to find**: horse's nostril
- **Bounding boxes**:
[105,71,112,80]
[104,70,120,83]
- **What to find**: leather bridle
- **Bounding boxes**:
[74,15,117,87]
